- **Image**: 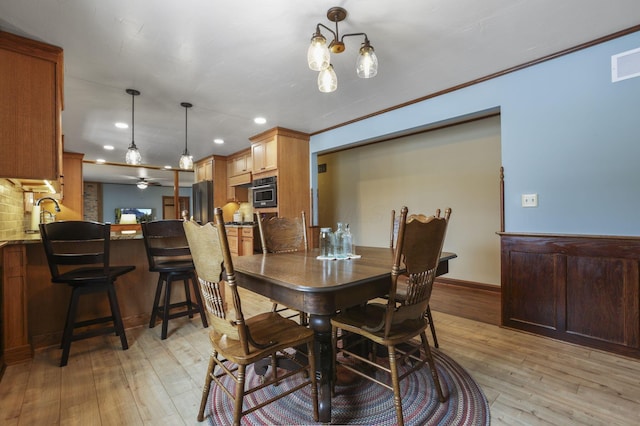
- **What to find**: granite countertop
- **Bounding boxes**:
[0,229,143,247]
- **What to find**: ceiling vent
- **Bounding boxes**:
[611,47,640,82]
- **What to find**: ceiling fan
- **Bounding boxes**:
[135,178,161,189]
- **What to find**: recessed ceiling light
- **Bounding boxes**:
[103,145,114,150]
[164,165,172,169]
[254,117,267,125]
[213,138,224,144]
[96,159,106,164]
[115,122,128,129]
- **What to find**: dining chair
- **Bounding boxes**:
[184,210,318,426]
[256,211,308,324]
[39,220,135,367]
[141,220,208,340]
[390,208,445,348]
[331,206,451,426]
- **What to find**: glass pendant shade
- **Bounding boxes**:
[356,43,378,78]
[318,64,338,93]
[179,152,193,170]
[126,142,142,165]
[307,34,330,71]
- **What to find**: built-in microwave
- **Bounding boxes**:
[251,176,277,208]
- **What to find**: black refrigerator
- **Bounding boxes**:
[192,180,214,223]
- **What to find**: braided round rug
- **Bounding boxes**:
[206,349,490,425]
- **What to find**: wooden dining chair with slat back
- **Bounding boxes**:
[141,219,208,340]
[256,211,308,324]
[184,210,318,426]
[39,220,135,367]
[332,206,451,426]
[390,208,446,348]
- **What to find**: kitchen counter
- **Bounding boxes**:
[0,228,143,247]
[0,229,188,366]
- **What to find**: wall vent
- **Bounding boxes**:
[611,47,640,82]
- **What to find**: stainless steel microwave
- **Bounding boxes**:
[251,176,277,208]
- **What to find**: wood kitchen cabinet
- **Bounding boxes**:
[251,136,278,173]
[229,149,252,177]
[225,226,257,256]
[0,31,64,181]
[1,245,31,365]
[226,149,251,202]
[249,127,310,220]
[193,155,228,209]
[56,152,84,220]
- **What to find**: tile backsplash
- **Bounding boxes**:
[0,179,26,239]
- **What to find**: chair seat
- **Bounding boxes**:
[332,304,429,346]
[52,265,136,285]
[210,312,314,364]
[149,260,195,273]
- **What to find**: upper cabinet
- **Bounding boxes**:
[0,31,64,181]
[229,149,252,177]
[193,155,228,209]
[251,136,278,174]
[227,149,251,202]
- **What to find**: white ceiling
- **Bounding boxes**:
[1,0,639,187]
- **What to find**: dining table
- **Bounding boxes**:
[232,245,457,423]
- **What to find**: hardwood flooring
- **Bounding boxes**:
[1,285,639,425]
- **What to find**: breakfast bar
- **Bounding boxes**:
[1,229,186,366]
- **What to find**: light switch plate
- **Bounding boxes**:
[521,193,538,207]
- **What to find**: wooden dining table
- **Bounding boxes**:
[232,245,457,423]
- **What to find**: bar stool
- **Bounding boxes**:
[39,221,135,367]
[142,220,208,339]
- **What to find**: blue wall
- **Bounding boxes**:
[102,183,192,223]
[310,31,640,236]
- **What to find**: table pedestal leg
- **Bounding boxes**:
[309,314,332,423]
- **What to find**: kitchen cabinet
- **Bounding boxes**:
[226,227,240,255]
[1,244,31,365]
[226,149,251,202]
[0,31,64,181]
[251,136,278,173]
[241,226,256,255]
[229,149,252,177]
[225,226,256,256]
[249,127,310,220]
[193,155,228,210]
[56,152,84,220]
[194,157,214,182]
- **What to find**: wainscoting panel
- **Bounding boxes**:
[501,233,640,358]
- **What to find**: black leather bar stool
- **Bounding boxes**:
[40,221,135,367]
[142,219,208,339]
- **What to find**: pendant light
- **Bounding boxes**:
[179,102,193,170]
[125,88,142,165]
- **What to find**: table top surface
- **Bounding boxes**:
[232,246,456,293]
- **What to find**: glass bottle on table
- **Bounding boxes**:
[334,222,346,259]
[319,227,335,258]
[343,223,353,257]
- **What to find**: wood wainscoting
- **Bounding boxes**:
[500,232,640,358]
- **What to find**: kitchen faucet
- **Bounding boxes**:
[35,196,61,224]
[36,196,61,211]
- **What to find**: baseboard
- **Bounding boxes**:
[435,277,501,293]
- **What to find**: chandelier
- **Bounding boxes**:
[307,7,378,93]
[125,88,142,165]
[179,102,193,170]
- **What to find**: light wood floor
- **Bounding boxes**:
[1,287,639,426]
